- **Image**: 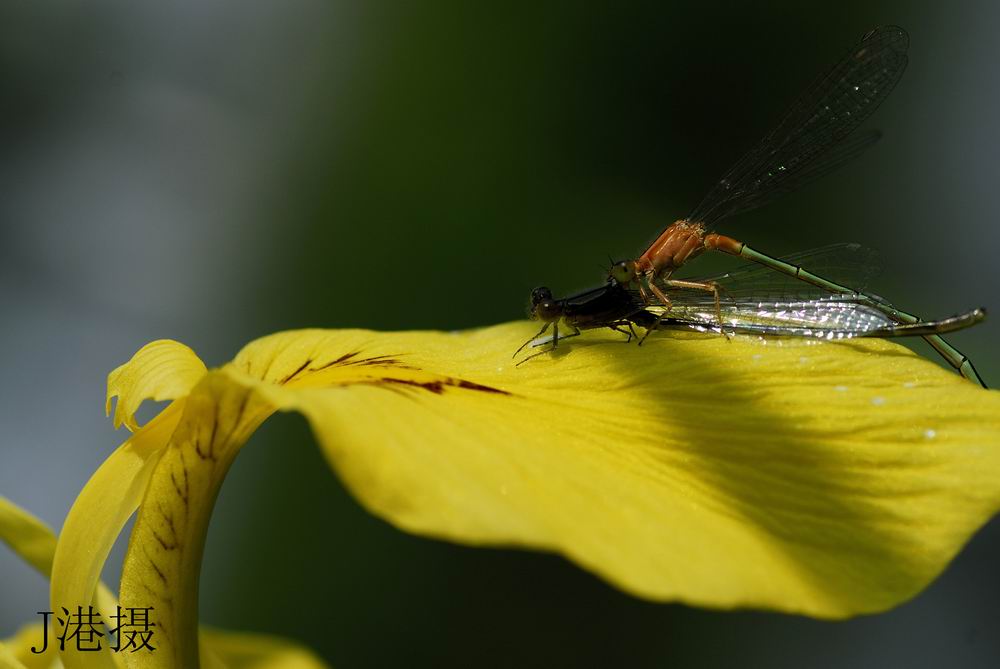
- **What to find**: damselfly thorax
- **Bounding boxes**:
[619,220,744,313]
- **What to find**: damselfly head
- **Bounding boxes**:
[610,259,638,284]
[528,286,563,323]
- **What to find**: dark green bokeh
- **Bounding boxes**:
[3,1,999,667]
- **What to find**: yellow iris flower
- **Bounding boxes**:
[2,323,1000,668]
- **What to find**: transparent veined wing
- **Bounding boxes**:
[686,25,908,227]
[650,297,982,340]
[654,296,894,339]
[661,242,883,304]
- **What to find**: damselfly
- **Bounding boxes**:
[514,281,654,365]
[522,25,988,385]
[517,244,985,372]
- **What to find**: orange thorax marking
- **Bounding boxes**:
[636,220,708,276]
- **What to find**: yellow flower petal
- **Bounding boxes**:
[0,624,49,669]
[51,401,184,669]
[106,340,207,431]
[119,373,274,669]
[0,496,58,578]
[216,323,1000,619]
[99,320,998,669]
[198,629,328,669]
[0,497,120,641]
[0,492,321,669]
[0,499,121,669]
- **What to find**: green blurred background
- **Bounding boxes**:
[3,1,999,667]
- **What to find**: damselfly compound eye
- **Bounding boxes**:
[610,260,636,284]
[530,287,553,307]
